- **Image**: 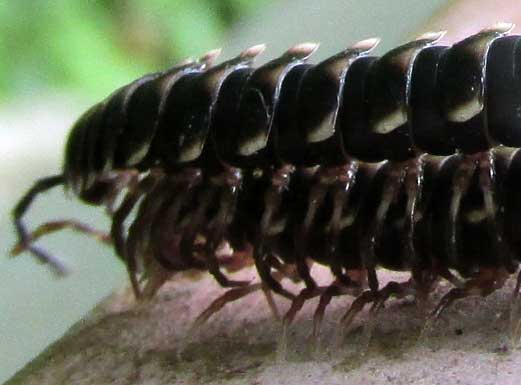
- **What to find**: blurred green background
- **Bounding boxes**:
[0,0,269,102]
[0,0,450,383]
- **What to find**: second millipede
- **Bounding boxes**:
[12,23,521,340]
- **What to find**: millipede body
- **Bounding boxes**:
[12,23,521,340]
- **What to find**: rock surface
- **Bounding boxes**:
[5,268,521,385]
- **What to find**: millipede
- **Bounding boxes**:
[12,22,521,344]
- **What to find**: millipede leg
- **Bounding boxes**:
[111,173,161,298]
[327,165,357,286]
[335,277,413,348]
[279,285,325,357]
[179,187,215,257]
[12,174,67,275]
[148,169,206,272]
[477,153,515,272]
[148,188,197,269]
[283,286,326,328]
[253,168,296,300]
[371,280,415,313]
[312,284,341,342]
[430,267,509,320]
[430,288,467,320]
[448,157,476,267]
[204,249,250,287]
[127,180,192,297]
[367,268,379,292]
[337,290,378,346]
[126,181,171,260]
[362,166,404,274]
[403,157,424,268]
[296,183,328,289]
[186,187,246,287]
[262,283,281,320]
[513,269,521,302]
[178,283,263,357]
[359,280,416,352]
[264,254,300,283]
[411,268,439,311]
[312,280,362,344]
[191,283,263,332]
[253,243,295,300]
[204,185,250,288]
[141,258,174,299]
[327,186,347,251]
[509,269,521,345]
[111,172,159,259]
[11,219,111,256]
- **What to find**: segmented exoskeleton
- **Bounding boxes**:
[13,23,521,342]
